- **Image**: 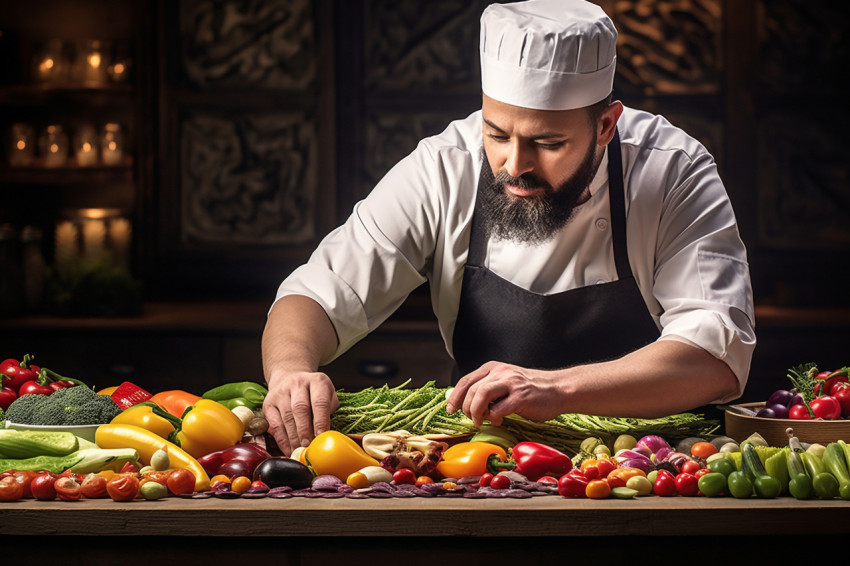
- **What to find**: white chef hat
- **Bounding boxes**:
[480,0,617,111]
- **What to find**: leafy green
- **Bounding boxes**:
[787,362,819,404]
[331,380,720,456]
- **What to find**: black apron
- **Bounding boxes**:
[452,129,660,379]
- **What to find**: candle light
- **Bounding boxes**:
[73,123,99,167]
[101,123,124,166]
[54,220,79,269]
[39,124,68,168]
[8,123,35,167]
[33,39,68,84]
[76,39,108,86]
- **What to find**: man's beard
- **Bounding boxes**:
[480,137,600,245]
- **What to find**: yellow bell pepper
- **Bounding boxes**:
[435,441,507,479]
[109,403,181,439]
[95,423,210,492]
[306,431,380,481]
[173,399,244,459]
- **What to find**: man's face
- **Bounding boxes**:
[480,94,602,245]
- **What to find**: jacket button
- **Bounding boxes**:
[595,218,608,231]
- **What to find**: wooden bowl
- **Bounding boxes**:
[725,402,850,447]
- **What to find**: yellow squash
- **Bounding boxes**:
[306,431,380,481]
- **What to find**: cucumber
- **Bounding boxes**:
[742,442,781,498]
[0,429,79,458]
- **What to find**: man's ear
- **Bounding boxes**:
[597,100,623,146]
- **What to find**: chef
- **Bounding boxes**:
[261,0,756,455]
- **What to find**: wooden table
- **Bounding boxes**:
[3,496,849,564]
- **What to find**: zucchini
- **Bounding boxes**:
[741,442,781,498]
[0,429,79,459]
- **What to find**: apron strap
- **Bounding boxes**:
[607,128,631,281]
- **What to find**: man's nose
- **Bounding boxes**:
[503,140,534,178]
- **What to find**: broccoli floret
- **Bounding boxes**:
[4,387,121,426]
[4,394,48,424]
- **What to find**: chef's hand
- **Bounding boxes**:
[263,370,339,456]
[446,361,563,427]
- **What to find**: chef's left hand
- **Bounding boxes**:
[446,361,564,427]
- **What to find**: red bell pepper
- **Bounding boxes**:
[487,441,573,481]
[110,381,153,410]
[0,354,41,392]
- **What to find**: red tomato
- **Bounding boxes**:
[833,385,850,418]
[789,404,811,420]
[478,473,494,487]
[675,472,700,497]
[585,479,611,499]
[690,442,719,460]
[810,396,842,420]
[653,472,677,496]
[18,380,53,396]
[680,460,702,475]
[694,468,712,479]
[30,472,57,501]
[557,474,588,498]
[490,474,511,490]
[166,468,196,496]
[536,475,558,485]
[0,476,24,501]
[106,474,140,501]
[54,476,82,501]
[605,474,627,489]
[814,371,849,397]
[80,474,108,498]
[392,468,417,485]
[11,470,36,498]
[580,464,600,480]
[0,384,17,410]
[594,458,617,478]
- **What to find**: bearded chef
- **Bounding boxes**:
[261,0,756,455]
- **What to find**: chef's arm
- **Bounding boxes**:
[448,339,739,426]
[261,294,341,454]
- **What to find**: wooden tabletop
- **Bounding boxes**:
[3,495,849,537]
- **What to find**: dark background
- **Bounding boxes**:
[0,0,847,403]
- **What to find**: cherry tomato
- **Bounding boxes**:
[479,473,494,487]
[580,464,600,480]
[675,472,700,497]
[230,476,252,494]
[166,468,196,496]
[585,479,611,499]
[690,442,719,460]
[415,476,434,487]
[789,404,811,420]
[210,474,231,487]
[11,470,36,498]
[30,472,57,501]
[54,476,82,501]
[490,474,511,490]
[536,475,558,485]
[814,371,848,397]
[392,468,416,485]
[80,473,108,498]
[694,467,712,479]
[605,474,627,489]
[810,396,842,420]
[680,459,702,475]
[594,458,617,478]
[250,479,268,491]
[141,470,171,486]
[557,474,588,498]
[106,474,140,501]
[0,476,24,501]
[833,385,850,418]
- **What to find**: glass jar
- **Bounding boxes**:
[32,39,69,85]
[8,123,35,167]
[39,124,69,168]
[73,123,99,166]
[74,39,109,86]
[101,122,124,166]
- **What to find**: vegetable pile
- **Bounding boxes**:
[2,353,850,504]
[754,363,850,420]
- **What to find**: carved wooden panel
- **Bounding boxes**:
[611,0,722,96]
[362,0,488,92]
[757,112,849,250]
[179,0,317,89]
[756,0,847,95]
[179,110,317,246]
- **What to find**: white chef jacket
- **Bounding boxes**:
[274,106,756,403]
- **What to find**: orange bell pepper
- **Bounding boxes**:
[150,390,202,418]
[173,399,244,459]
[435,442,507,479]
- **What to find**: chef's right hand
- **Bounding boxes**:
[263,370,339,456]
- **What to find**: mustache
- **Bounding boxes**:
[493,171,552,193]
